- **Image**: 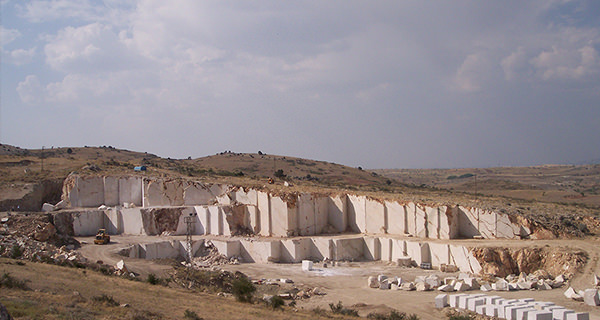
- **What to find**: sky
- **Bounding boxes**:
[1,1,599,169]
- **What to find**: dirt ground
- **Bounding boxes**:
[75,235,600,320]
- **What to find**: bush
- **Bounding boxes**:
[184,309,203,320]
[368,310,416,320]
[147,273,160,285]
[312,306,328,316]
[67,148,73,154]
[447,315,473,320]
[329,301,359,317]
[274,169,286,178]
[92,294,119,306]
[0,272,28,290]
[267,295,284,310]
[10,244,23,259]
[231,277,255,303]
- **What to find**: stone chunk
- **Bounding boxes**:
[564,287,584,301]
[480,283,492,292]
[454,281,470,292]
[437,284,454,292]
[368,276,378,288]
[435,294,448,309]
[528,310,553,320]
[415,282,431,291]
[583,288,600,306]
[302,260,313,271]
[493,279,509,291]
[400,282,415,291]
[566,313,590,320]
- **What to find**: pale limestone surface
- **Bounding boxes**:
[239,239,280,263]
[257,191,271,236]
[212,239,241,258]
[364,237,381,261]
[426,206,439,239]
[311,238,334,260]
[430,242,450,266]
[386,201,406,235]
[280,238,311,263]
[327,195,347,233]
[334,237,364,260]
[270,195,297,237]
[415,204,428,238]
[406,241,430,265]
[405,202,417,236]
[347,195,366,233]
[72,210,105,236]
[365,198,386,234]
[297,193,316,236]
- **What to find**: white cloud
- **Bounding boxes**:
[501,47,529,81]
[16,75,43,104]
[0,26,21,47]
[19,0,112,23]
[10,47,36,65]
[531,44,600,80]
[453,53,491,92]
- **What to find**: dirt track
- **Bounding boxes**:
[75,235,600,319]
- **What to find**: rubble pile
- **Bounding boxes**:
[563,273,600,306]
[0,214,86,266]
[191,240,240,268]
[368,270,566,293]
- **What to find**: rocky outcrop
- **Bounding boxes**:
[471,246,586,278]
[0,179,63,212]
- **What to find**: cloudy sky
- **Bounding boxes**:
[1,1,599,169]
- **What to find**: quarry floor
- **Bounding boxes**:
[75,235,600,320]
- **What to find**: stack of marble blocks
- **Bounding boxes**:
[435,293,589,320]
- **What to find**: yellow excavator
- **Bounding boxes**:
[94,229,110,245]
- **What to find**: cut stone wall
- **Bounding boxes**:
[62,175,529,240]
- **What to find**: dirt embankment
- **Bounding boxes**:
[0,179,64,212]
[472,246,587,278]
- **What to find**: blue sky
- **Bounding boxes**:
[1,1,599,169]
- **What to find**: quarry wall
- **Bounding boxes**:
[60,174,532,240]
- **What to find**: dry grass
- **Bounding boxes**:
[0,258,353,320]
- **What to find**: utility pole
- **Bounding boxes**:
[41,146,44,172]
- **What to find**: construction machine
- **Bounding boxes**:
[94,228,110,245]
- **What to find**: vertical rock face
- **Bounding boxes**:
[59,174,551,240]
[470,247,586,278]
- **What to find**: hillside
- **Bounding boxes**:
[375,165,600,209]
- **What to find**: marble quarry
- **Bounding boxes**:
[61,175,530,240]
[54,174,545,274]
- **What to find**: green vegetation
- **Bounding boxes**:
[0,272,28,290]
[367,311,420,320]
[231,277,256,303]
[184,309,203,320]
[329,301,359,317]
[92,294,119,307]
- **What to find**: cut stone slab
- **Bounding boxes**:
[583,288,600,306]
[527,310,553,320]
[554,309,575,320]
[435,294,448,309]
[480,283,492,292]
[485,304,499,317]
[566,313,590,320]
[438,284,454,292]
[302,260,313,271]
[449,294,467,308]
[467,297,486,312]
[454,282,470,292]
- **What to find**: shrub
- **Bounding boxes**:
[231,277,255,303]
[147,273,160,285]
[311,306,328,316]
[67,148,73,154]
[447,315,473,320]
[10,244,23,259]
[268,295,284,310]
[184,309,203,320]
[329,301,359,317]
[92,294,119,306]
[0,272,29,290]
[274,169,286,178]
